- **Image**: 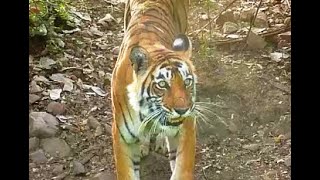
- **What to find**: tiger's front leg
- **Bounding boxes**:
[112,123,141,180]
[170,117,196,180]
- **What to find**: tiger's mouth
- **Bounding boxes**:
[166,117,184,126]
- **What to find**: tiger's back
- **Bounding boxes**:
[111,0,197,179]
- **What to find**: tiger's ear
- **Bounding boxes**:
[129,45,149,75]
[172,34,192,59]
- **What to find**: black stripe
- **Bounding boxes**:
[156,73,165,79]
[116,123,126,142]
[133,160,140,166]
[139,112,144,122]
[118,102,137,139]
[141,79,147,96]
[124,101,134,122]
[146,6,171,21]
[130,31,171,47]
[142,14,175,37]
[134,168,140,171]
[168,154,176,161]
[126,20,141,33]
[168,150,177,154]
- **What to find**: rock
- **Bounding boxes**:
[30,81,42,93]
[30,149,47,163]
[242,143,260,151]
[53,164,64,175]
[29,137,40,152]
[94,125,104,137]
[41,138,71,158]
[216,10,236,26]
[254,12,268,28]
[88,117,101,129]
[228,121,238,133]
[222,22,238,34]
[246,31,267,49]
[91,171,116,180]
[73,160,86,175]
[29,112,59,138]
[47,102,66,115]
[29,94,41,104]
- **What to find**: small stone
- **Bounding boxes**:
[53,164,64,175]
[222,22,238,34]
[228,121,238,133]
[242,143,260,151]
[29,112,59,138]
[29,94,41,104]
[41,138,71,158]
[30,149,47,163]
[73,160,86,175]
[29,137,40,152]
[94,125,104,137]
[30,81,42,93]
[47,102,66,115]
[200,13,209,20]
[88,117,101,129]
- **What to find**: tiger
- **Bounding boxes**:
[111,0,197,179]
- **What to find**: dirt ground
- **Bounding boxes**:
[29,0,291,179]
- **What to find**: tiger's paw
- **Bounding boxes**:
[155,134,167,155]
[140,138,150,157]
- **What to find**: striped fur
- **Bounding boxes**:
[111,0,196,179]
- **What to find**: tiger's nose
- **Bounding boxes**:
[174,108,189,115]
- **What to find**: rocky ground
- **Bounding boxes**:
[29,0,291,179]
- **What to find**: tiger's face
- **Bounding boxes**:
[149,60,196,122]
[127,34,196,133]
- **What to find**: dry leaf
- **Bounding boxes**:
[39,57,56,69]
[62,28,81,34]
[91,86,107,97]
[63,80,74,92]
[50,73,66,83]
[89,27,104,36]
[72,11,91,21]
[270,52,290,62]
[226,34,240,39]
[49,89,62,100]
[98,14,116,25]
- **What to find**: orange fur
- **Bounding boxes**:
[111,0,196,179]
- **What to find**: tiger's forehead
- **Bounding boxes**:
[153,60,192,82]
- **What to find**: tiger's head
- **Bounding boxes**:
[127,34,196,132]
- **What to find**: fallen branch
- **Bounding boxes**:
[210,26,290,46]
[194,0,238,36]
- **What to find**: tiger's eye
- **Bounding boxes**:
[158,80,167,88]
[184,78,192,86]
